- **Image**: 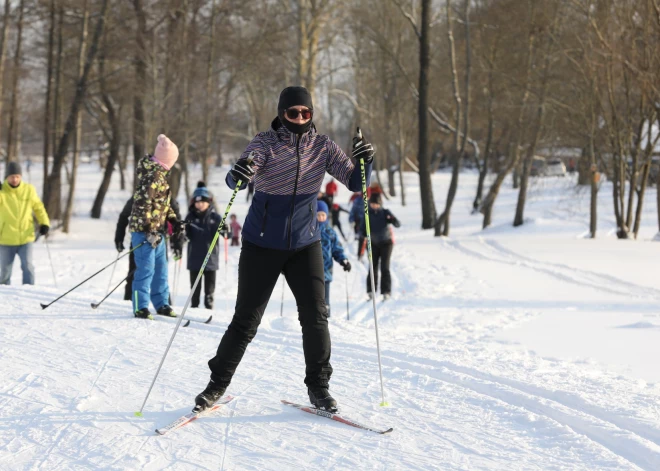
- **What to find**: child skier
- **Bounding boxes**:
[361,193,400,300]
[185,182,221,309]
[317,200,351,317]
[229,214,241,246]
[130,134,184,319]
[330,203,349,241]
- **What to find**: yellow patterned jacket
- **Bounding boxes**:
[129,156,177,233]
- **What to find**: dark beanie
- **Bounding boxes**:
[278,86,314,112]
[5,161,21,179]
[277,86,314,135]
[368,192,382,205]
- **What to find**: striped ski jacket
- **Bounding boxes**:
[226,118,371,250]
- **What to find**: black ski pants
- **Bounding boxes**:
[190,270,216,308]
[123,249,136,301]
[208,240,332,388]
[366,242,393,295]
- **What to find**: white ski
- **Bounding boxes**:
[281,399,393,434]
[155,395,235,435]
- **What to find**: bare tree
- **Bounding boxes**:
[44,0,110,219]
[435,0,471,236]
[416,0,436,228]
[5,0,24,164]
[480,1,538,229]
[63,0,90,233]
[131,0,147,191]
[42,0,55,194]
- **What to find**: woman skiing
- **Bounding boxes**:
[194,86,374,413]
[361,193,400,300]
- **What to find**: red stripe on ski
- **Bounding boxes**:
[156,395,234,435]
[281,399,393,434]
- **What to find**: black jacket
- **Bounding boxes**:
[185,207,223,271]
[361,207,400,245]
[115,197,181,245]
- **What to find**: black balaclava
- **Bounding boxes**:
[277,86,314,135]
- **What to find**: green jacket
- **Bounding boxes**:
[0,180,50,246]
[130,155,177,233]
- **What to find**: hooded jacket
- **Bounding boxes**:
[226,118,372,250]
[185,206,222,271]
[0,180,49,246]
[130,155,178,233]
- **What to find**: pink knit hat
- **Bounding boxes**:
[153,134,179,170]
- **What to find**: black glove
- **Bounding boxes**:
[115,240,125,252]
[341,259,352,272]
[39,225,49,236]
[146,232,162,248]
[229,159,255,185]
[171,219,186,236]
[352,132,375,164]
[170,232,185,260]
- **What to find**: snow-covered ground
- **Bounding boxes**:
[2,163,660,470]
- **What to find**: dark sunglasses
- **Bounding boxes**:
[285,108,313,120]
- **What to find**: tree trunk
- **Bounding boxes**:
[118,137,128,191]
[42,0,55,195]
[417,0,435,228]
[202,0,217,183]
[481,1,536,229]
[91,29,120,219]
[47,6,65,220]
[473,47,496,212]
[63,0,89,233]
[5,0,24,164]
[0,0,11,164]
[436,0,470,237]
[132,0,147,192]
[44,0,109,219]
[90,105,120,219]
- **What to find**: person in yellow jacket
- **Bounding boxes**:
[0,162,50,285]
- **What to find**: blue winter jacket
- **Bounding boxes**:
[349,196,364,224]
[185,207,222,271]
[320,223,347,282]
[226,118,372,250]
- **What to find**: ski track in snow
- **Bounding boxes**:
[2,168,660,469]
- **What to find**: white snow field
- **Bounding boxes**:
[2,164,660,470]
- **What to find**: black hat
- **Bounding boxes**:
[277,86,314,135]
[368,192,382,205]
[5,161,21,179]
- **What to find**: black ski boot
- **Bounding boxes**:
[134,308,153,320]
[193,379,226,413]
[156,305,177,317]
[204,294,214,310]
[308,387,338,412]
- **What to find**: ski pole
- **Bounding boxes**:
[172,258,182,306]
[44,237,58,289]
[224,234,228,316]
[136,155,253,417]
[105,253,120,297]
[40,241,146,309]
[356,127,388,407]
[345,269,350,321]
[92,269,135,309]
[279,276,285,317]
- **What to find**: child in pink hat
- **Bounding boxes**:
[129,134,184,319]
[152,134,179,170]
